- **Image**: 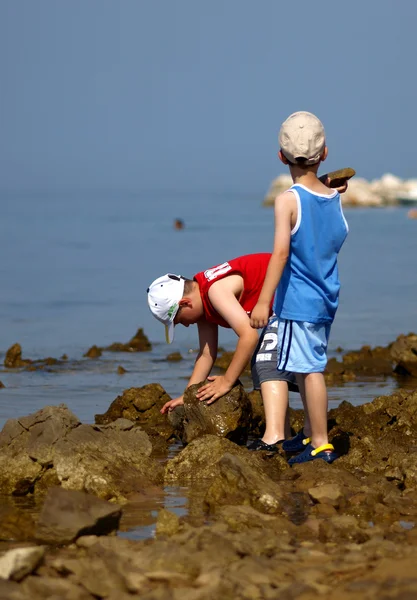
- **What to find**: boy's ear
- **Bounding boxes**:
[278,150,289,165]
[320,146,328,162]
[179,297,191,308]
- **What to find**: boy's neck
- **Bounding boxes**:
[288,163,320,185]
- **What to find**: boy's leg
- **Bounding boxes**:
[294,374,311,437]
[260,380,290,444]
[250,316,298,446]
[296,372,328,448]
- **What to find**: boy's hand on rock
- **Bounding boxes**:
[160,397,184,414]
[250,303,269,329]
[196,376,233,405]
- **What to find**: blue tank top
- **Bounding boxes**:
[273,184,348,324]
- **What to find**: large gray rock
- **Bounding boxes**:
[0,405,80,495]
[0,406,163,502]
[35,487,122,544]
[182,380,252,444]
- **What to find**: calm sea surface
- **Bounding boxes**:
[0,190,416,428]
[1,190,416,538]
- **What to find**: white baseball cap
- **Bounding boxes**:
[279,111,326,166]
[147,274,185,343]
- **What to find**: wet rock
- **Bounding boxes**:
[35,487,122,544]
[318,515,371,544]
[155,509,180,537]
[95,383,174,448]
[117,365,127,374]
[0,505,36,542]
[4,344,32,368]
[166,352,183,362]
[182,380,252,444]
[105,328,152,352]
[0,546,45,581]
[0,381,5,389]
[205,452,285,515]
[165,434,271,483]
[83,345,102,359]
[247,390,265,435]
[391,332,417,377]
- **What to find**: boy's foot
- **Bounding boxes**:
[282,430,311,452]
[287,443,338,465]
[247,438,284,454]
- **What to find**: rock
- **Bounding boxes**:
[105,328,152,352]
[0,505,36,542]
[165,434,271,483]
[247,390,265,435]
[0,405,163,501]
[166,352,183,361]
[214,351,251,375]
[83,345,102,358]
[0,405,80,495]
[0,381,5,389]
[117,365,127,374]
[205,452,285,515]
[308,483,344,507]
[4,344,31,368]
[182,380,252,444]
[35,487,122,544]
[155,509,180,537]
[408,208,417,219]
[391,333,417,376]
[95,383,174,447]
[53,421,162,501]
[20,576,94,600]
[0,546,45,581]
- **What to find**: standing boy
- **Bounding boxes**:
[147,253,298,450]
[250,111,349,464]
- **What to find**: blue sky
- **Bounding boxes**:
[1,0,416,193]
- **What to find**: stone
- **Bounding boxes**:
[35,487,122,544]
[391,333,417,377]
[4,343,31,368]
[182,380,252,444]
[83,345,102,358]
[308,483,344,507]
[104,328,152,352]
[155,509,180,537]
[0,546,45,581]
[205,452,284,515]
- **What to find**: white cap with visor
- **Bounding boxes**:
[147,274,185,343]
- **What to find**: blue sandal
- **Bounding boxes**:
[288,443,338,465]
[282,430,311,452]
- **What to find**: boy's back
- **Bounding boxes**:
[274,183,348,324]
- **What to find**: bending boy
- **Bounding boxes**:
[147,253,298,450]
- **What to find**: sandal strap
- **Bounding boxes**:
[311,443,334,456]
[302,437,311,446]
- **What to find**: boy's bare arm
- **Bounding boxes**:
[250,191,295,329]
[160,320,218,413]
[196,276,259,404]
[188,320,219,385]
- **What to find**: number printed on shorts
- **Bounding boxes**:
[204,262,232,282]
[260,332,277,352]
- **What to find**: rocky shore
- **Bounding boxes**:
[0,333,416,599]
[263,173,417,207]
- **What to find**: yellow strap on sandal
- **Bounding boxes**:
[302,437,311,446]
[311,443,334,456]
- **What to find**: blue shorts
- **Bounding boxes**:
[251,316,299,392]
[277,319,331,373]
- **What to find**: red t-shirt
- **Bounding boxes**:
[193,253,272,328]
